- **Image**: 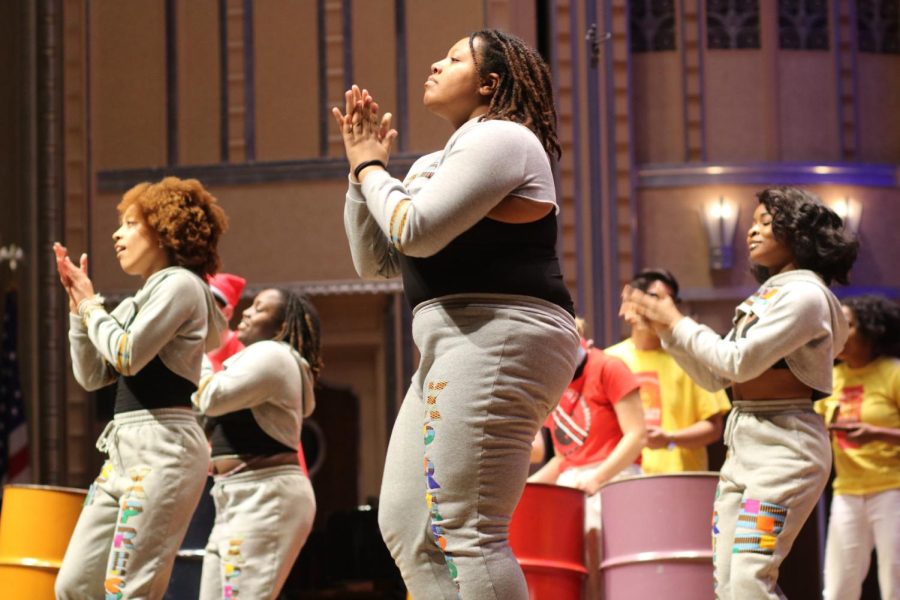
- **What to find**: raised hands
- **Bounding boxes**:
[619,285,684,335]
[53,242,95,314]
[331,85,398,180]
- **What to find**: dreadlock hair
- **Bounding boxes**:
[468,29,561,161]
[842,295,900,359]
[274,289,324,382]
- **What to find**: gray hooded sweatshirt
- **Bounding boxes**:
[194,340,315,451]
[69,266,226,391]
[661,269,848,398]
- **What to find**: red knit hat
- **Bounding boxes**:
[207,273,246,310]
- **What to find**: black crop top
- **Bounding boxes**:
[115,355,195,414]
[399,212,574,315]
[208,409,296,458]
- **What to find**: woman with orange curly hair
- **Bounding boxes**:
[52,176,228,599]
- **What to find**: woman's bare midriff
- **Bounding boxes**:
[731,367,814,400]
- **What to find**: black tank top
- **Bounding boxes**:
[114,355,195,413]
[208,410,295,457]
[399,212,574,314]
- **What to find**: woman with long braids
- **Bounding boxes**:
[193,288,322,600]
[53,177,228,599]
[621,186,858,599]
[332,30,580,599]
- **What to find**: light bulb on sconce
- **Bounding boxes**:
[829,196,862,236]
[702,196,739,270]
[0,244,24,272]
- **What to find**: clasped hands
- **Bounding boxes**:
[619,285,684,336]
[53,242,96,314]
[331,85,398,181]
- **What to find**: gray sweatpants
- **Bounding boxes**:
[199,464,315,600]
[378,294,580,600]
[713,399,831,600]
[56,408,209,600]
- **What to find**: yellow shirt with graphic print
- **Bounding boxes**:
[815,357,900,496]
[606,338,731,473]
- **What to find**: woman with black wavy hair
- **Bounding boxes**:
[621,186,858,599]
[816,294,900,600]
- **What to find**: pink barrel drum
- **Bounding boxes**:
[509,483,588,600]
[599,472,718,600]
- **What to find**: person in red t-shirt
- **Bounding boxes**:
[529,326,646,600]
[206,272,247,372]
[529,340,646,502]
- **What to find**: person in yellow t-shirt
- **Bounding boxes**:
[607,268,730,474]
[815,295,900,600]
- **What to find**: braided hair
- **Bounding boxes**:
[274,290,323,382]
[468,29,561,160]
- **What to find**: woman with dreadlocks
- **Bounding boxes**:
[332,30,580,599]
[193,288,322,599]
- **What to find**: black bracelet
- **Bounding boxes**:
[353,159,387,180]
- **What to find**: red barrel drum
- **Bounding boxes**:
[509,482,587,600]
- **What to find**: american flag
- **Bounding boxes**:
[0,289,30,494]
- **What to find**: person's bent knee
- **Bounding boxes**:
[378,493,412,557]
[55,568,91,600]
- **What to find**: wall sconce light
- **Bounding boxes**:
[829,196,862,236]
[702,196,739,270]
[0,244,24,272]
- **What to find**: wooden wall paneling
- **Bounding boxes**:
[484,0,537,46]
[313,293,389,504]
[89,0,167,170]
[856,62,900,163]
[612,0,636,343]
[165,0,177,165]
[554,0,589,316]
[405,0,484,153]
[835,0,858,160]
[322,0,351,158]
[254,0,319,161]
[352,0,397,152]
[223,0,249,162]
[681,0,706,162]
[36,0,68,485]
[587,0,635,346]
[176,0,221,166]
[62,0,94,485]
